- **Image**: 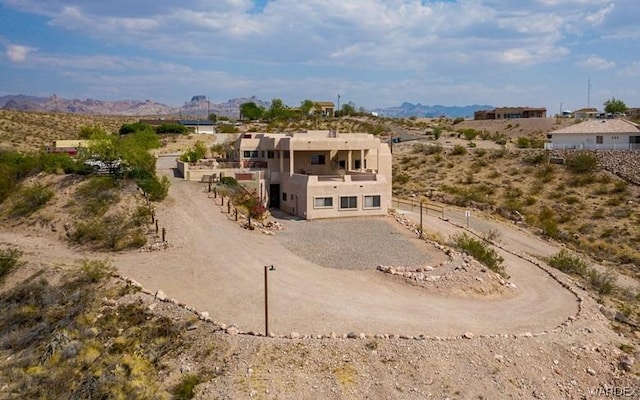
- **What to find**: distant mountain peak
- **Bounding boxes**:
[374,102,494,118]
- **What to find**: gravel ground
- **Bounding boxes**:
[274,216,447,270]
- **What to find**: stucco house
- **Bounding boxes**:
[546,119,640,150]
[474,106,546,120]
[236,130,391,219]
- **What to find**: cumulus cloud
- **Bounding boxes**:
[577,56,616,70]
[6,44,34,62]
[619,61,640,77]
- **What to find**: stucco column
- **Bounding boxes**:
[279,150,284,174]
[347,151,352,171]
[360,149,365,171]
[289,150,294,177]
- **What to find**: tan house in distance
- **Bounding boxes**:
[474,106,547,120]
[313,101,335,118]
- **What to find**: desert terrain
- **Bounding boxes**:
[1,111,640,399]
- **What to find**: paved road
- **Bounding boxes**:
[105,155,577,336]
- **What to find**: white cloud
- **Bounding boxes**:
[619,61,640,77]
[6,44,34,62]
[577,56,615,70]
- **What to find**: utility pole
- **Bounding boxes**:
[337,94,340,117]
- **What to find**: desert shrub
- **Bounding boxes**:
[412,143,443,155]
[547,249,588,275]
[156,123,188,134]
[452,117,465,124]
[566,152,597,173]
[587,269,617,295]
[10,183,54,217]
[216,124,239,133]
[173,374,201,400]
[460,128,479,141]
[220,176,239,187]
[524,152,547,165]
[536,207,560,239]
[79,259,116,283]
[451,145,467,155]
[137,175,170,201]
[530,138,545,148]
[516,137,531,148]
[70,214,147,251]
[611,181,628,194]
[0,246,22,282]
[76,177,120,216]
[393,172,410,185]
[179,142,208,163]
[452,232,507,278]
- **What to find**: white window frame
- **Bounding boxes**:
[339,196,358,210]
[363,194,381,209]
[313,196,333,209]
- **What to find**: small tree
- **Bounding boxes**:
[239,102,264,120]
[604,97,627,114]
[208,113,217,123]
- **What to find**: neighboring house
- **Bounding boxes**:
[546,119,640,150]
[178,120,216,134]
[627,108,640,118]
[46,139,91,155]
[313,101,335,118]
[572,108,598,119]
[474,107,546,120]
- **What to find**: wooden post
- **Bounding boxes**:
[151,210,155,224]
[162,227,166,242]
[264,265,269,336]
[155,219,159,234]
[235,209,238,221]
[214,187,217,198]
[208,180,212,193]
[227,201,231,214]
[221,195,224,206]
[419,201,423,237]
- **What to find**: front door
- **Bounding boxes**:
[269,184,280,208]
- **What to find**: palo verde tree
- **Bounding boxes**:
[604,97,627,114]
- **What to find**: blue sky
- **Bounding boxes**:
[1,0,639,112]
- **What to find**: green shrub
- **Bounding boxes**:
[394,172,410,185]
[216,124,239,134]
[566,152,597,173]
[0,246,22,282]
[587,268,616,295]
[179,142,208,163]
[77,177,120,216]
[173,374,201,400]
[451,145,467,155]
[79,259,116,283]
[452,232,507,278]
[156,123,188,134]
[137,175,170,201]
[516,137,531,148]
[460,128,478,141]
[547,249,588,275]
[412,143,443,155]
[10,183,54,217]
[452,117,465,124]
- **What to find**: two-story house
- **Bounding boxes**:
[235,130,392,219]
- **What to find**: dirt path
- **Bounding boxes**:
[0,155,580,337]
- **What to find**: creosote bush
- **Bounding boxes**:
[10,183,54,218]
[566,152,597,173]
[173,374,202,400]
[452,232,507,278]
[0,245,23,282]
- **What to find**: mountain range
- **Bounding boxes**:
[0,94,492,119]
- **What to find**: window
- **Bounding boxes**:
[311,154,326,165]
[364,195,381,209]
[243,150,259,158]
[314,197,333,208]
[596,136,603,144]
[340,196,357,210]
[267,151,275,159]
[290,194,294,201]
[283,151,290,159]
[338,160,346,169]
[282,192,287,202]
[354,159,361,169]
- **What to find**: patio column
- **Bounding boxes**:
[279,150,284,174]
[360,149,365,171]
[289,149,294,177]
[347,151,352,171]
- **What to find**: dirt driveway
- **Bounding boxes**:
[104,156,577,336]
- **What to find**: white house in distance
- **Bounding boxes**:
[546,119,640,150]
[236,130,392,219]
